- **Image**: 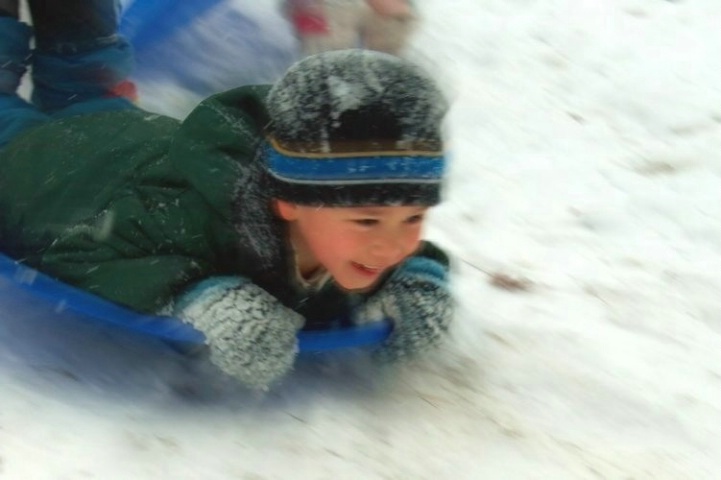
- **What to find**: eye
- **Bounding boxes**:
[405,214,425,225]
[353,218,379,226]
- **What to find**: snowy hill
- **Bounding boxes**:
[1,0,719,478]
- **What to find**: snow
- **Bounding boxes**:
[1,0,720,478]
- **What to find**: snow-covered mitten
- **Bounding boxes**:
[172,277,304,389]
[354,257,453,361]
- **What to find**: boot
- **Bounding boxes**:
[27,0,119,53]
[0,15,31,94]
[0,0,18,18]
[26,0,136,112]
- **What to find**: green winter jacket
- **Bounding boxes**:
[0,86,449,327]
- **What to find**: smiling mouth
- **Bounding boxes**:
[351,262,383,274]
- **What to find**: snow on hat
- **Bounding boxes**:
[264,49,448,206]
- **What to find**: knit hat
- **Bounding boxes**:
[264,49,448,206]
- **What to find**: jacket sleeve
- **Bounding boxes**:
[36,193,215,314]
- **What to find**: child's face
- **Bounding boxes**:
[276,201,428,292]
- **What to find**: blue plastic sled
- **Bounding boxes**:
[119,0,297,98]
[120,0,226,52]
[0,253,392,353]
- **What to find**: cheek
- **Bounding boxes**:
[406,227,421,246]
[327,231,363,257]
[304,222,356,258]
[306,227,332,252]
[402,227,423,254]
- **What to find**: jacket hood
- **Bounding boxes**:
[168,85,289,278]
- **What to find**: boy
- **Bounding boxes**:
[0,0,453,389]
[285,0,416,56]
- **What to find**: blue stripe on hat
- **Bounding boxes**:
[265,144,445,185]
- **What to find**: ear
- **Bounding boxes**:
[274,199,299,221]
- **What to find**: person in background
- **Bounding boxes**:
[285,0,417,56]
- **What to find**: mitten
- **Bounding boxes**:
[173,277,304,389]
[354,257,453,361]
